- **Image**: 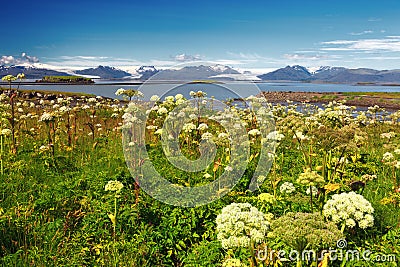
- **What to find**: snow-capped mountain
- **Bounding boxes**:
[147,64,240,81]
[75,65,132,79]
[0,64,71,79]
[135,66,159,80]
[258,65,312,81]
[258,65,400,83]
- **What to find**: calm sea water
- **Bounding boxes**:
[16,82,400,101]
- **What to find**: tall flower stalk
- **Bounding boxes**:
[1,73,24,154]
[0,133,4,175]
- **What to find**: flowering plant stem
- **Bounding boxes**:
[113,195,117,239]
[0,135,3,175]
[309,185,313,213]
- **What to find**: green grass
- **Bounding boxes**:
[0,93,399,266]
[343,91,400,99]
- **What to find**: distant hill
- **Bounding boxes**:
[258,65,311,81]
[75,65,131,79]
[149,65,240,81]
[0,65,71,79]
[258,65,400,83]
[3,62,400,84]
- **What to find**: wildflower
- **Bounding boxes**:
[216,202,270,249]
[395,161,400,169]
[39,145,50,152]
[382,152,394,162]
[224,166,233,172]
[258,193,274,204]
[323,191,374,229]
[16,73,25,80]
[201,132,213,140]
[248,129,261,136]
[203,173,212,179]
[0,129,11,136]
[59,106,71,113]
[380,132,396,139]
[182,122,196,133]
[157,107,168,115]
[190,90,207,98]
[218,132,229,140]
[175,93,184,100]
[115,88,126,96]
[39,112,55,122]
[270,212,343,251]
[361,174,377,182]
[293,131,308,141]
[266,131,285,141]
[197,123,208,131]
[164,96,175,102]
[297,168,324,186]
[155,129,163,135]
[280,182,296,194]
[104,180,124,192]
[306,186,318,196]
[150,95,160,102]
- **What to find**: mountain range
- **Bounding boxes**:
[258,65,400,83]
[75,65,131,79]
[1,63,400,84]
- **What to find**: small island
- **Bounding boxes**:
[36,75,94,84]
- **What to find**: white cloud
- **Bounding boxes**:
[173,53,202,62]
[0,52,39,65]
[368,18,382,22]
[283,53,333,60]
[321,37,400,52]
[46,55,144,68]
[349,30,373,36]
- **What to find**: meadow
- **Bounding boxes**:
[0,75,399,266]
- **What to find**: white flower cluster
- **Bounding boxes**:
[266,130,285,141]
[157,107,168,115]
[306,185,318,196]
[190,90,207,98]
[216,202,270,249]
[248,128,261,137]
[115,88,126,96]
[39,112,55,122]
[280,182,296,194]
[201,132,213,140]
[182,122,197,133]
[104,180,124,192]
[380,132,396,139]
[150,95,160,102]
[323,192,374,229]
[0,128,11,136]
[197,123,208,131]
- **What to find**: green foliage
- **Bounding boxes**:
[0,91,399,266]
[39,76,94,83]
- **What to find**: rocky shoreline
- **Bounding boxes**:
[259,91,400,110]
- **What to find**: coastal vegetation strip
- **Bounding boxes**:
[36,75,94,84]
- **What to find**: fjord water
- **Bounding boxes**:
[17,82,400,100]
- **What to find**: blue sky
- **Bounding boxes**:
[1,0,400,72]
